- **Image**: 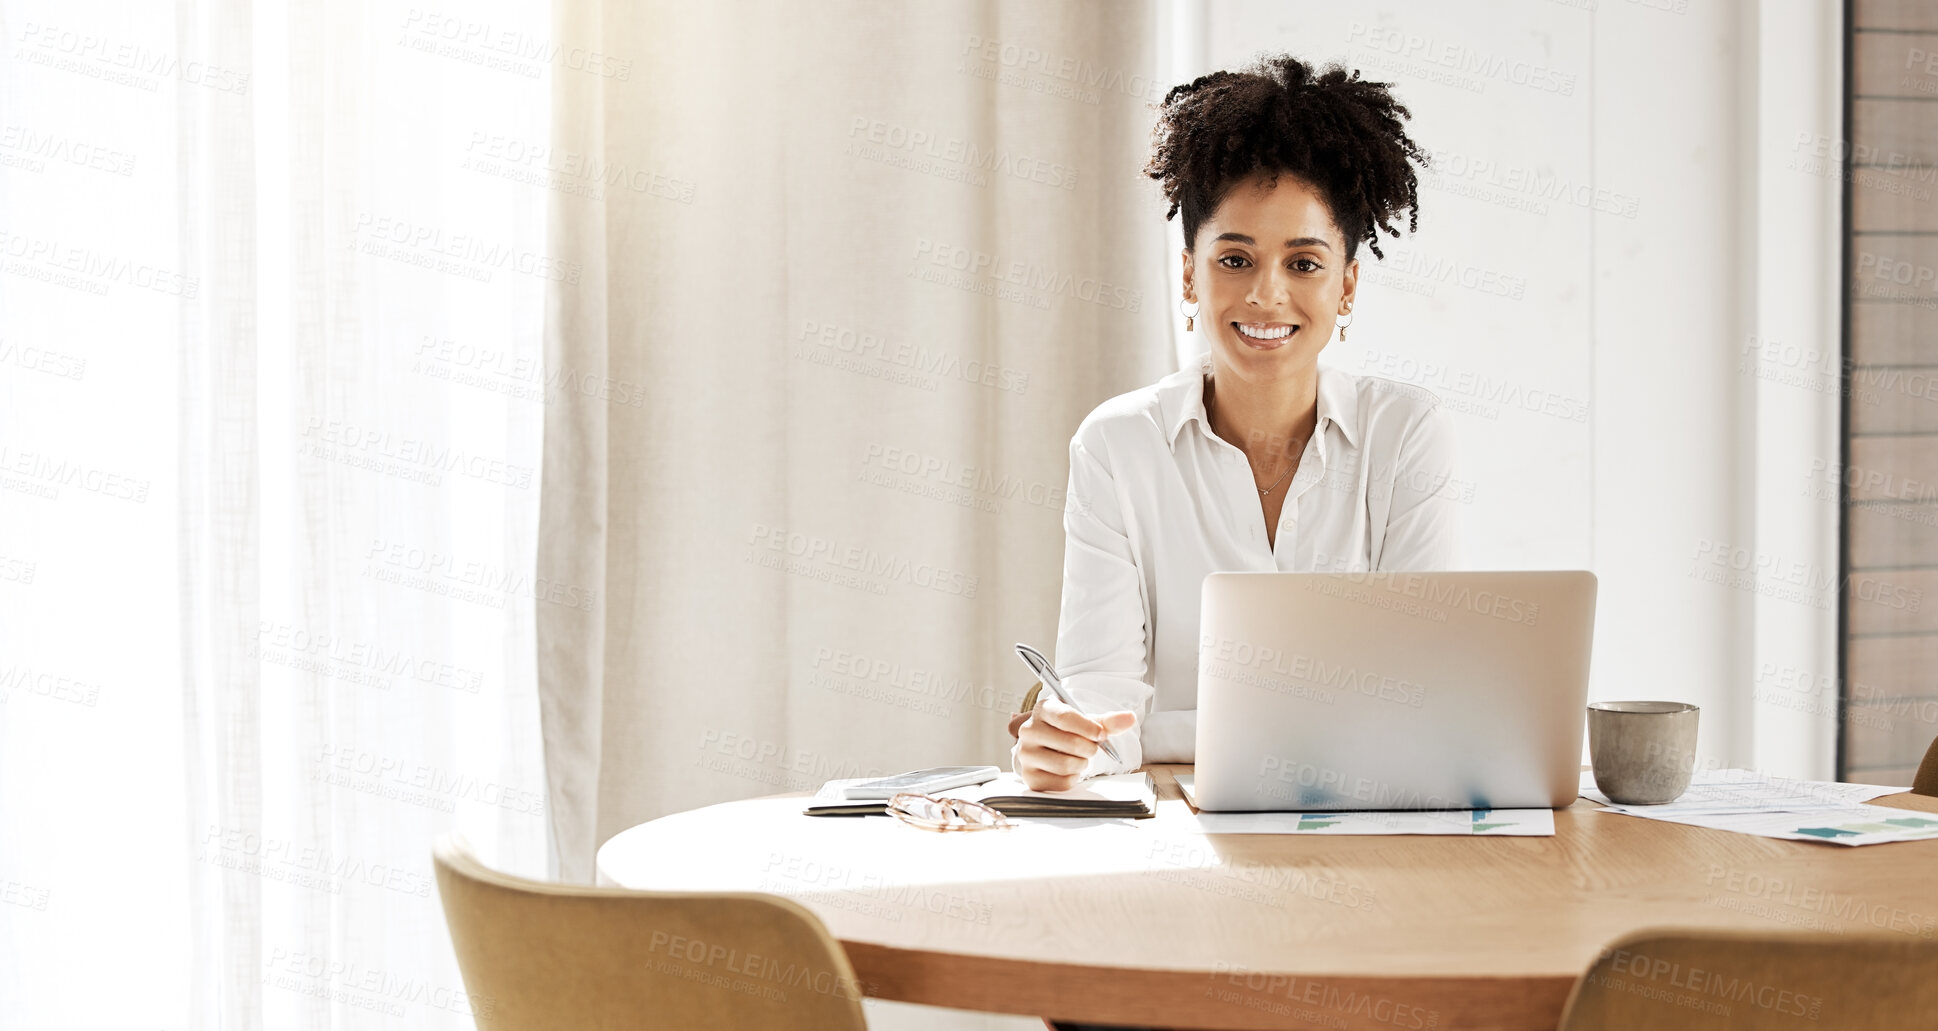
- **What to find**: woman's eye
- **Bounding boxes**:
[1218,255,1249,269]
[1292,258,1322,273]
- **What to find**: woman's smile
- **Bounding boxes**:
[1233,321,1298,349]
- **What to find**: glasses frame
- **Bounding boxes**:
[886,792,1012,832]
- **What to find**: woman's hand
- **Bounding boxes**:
[1014,695,1137,792]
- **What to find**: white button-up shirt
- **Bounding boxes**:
[1022,350,1461,778]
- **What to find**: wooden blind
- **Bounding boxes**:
[1843,0,1938,782]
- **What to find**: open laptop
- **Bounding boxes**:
[1191,570,1597,812]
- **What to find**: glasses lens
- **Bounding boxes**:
[888,793,1009,831]
[889,794,950,826]
[950,800,1007,828]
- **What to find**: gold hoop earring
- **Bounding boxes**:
[1337,311,1354,341]
[1179,297,1198,332]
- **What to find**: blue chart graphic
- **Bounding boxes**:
[1471,809,1513,833]
[1795,816,1938,840]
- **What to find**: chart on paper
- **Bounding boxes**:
[1599,805,1938,847]
[1173,776,1555,836]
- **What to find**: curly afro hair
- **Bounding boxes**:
[1145,54,1426,262]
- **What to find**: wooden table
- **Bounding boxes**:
[595,765,1938,1030]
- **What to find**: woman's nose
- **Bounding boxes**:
[1246,264,1293,309]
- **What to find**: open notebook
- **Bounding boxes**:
[805,771,1155,819]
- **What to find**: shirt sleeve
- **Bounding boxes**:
[1375,402,1461,572]
[1010,431,1153,779]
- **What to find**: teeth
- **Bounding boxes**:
[1237,323,1294,340]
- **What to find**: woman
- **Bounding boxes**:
[1012,54,1458,796]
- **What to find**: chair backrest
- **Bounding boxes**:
[1557,928,1938,1030]
[1915,734,1938,797]
[432,834,869,1031]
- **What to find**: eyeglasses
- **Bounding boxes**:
[886,792,1011,832]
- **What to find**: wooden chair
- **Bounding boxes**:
[433,834,869,1031]
[1557,928,1938,1030]
[1914,733,1938,797]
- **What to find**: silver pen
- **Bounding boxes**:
[1013,643,1124,764]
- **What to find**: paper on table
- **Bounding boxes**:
[1597,803,1938,846]
[1577,768,1904,814]
[1174,775,1554,836]
[812,772,1155,809]
[950,771,1154,807]
[813,778,871,802]
[1189,808,1556,836]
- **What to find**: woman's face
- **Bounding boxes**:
[1183,172,1358,377]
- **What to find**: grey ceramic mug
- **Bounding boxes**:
[1587,701,1700,805]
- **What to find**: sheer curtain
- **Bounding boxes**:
[3,0,550,1027]
[537,0,1176,884]
[3,0,1174,1026]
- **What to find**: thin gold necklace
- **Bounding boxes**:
[1206,388,1294,497]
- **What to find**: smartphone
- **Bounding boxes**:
[841,765,1002,800]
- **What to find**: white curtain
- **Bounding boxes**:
[3,0,1174,1026]
[536,0,1176,884]
[3,0,550,1026]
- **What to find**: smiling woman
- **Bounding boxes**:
[1010,55,1456,818]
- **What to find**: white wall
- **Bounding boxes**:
[1183,0,1844,778]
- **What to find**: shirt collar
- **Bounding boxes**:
[1163,352,1362,453]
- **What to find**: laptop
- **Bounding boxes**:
[1191,570,1597,812]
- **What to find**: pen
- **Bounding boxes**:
[1013,643,1124,764]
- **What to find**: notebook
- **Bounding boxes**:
[804,771,1155,819]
